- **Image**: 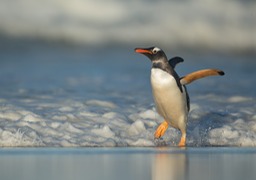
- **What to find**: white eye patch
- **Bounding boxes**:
[152,47,161,54]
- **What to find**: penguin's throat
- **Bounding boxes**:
[152,61,172,75]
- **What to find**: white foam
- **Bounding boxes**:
[127,138,154,147]
[0,112,21,121]
[59,106,74,112]
[86,100,117,109]
[22,113,42,122]
[228,96,253,103]
[102,112,125,119]
[128,120,146,136]
[0,93,255,147]
[0,129,43,147]
[208,118,256,146]
[91,125,115,138]
[139,109,158,120]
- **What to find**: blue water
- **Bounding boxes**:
[0,44,255,147]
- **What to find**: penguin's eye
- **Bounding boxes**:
[152,49,158,54]
[152,47,161,54]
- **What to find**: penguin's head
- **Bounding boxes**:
[135,47,168,62]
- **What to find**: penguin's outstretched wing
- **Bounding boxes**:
[168,57,184,68]
[180,69,225,85]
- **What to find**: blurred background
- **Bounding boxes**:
[0,0,255,54]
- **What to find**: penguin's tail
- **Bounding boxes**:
[180,69,225,85]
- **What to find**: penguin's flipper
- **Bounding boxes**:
[168,57,184,68]
[180,69,225,85]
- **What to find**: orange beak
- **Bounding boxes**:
[134,48,152,54]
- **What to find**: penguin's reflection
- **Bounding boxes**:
[152,148,188,180]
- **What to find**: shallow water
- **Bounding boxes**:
[0,147,256,180]
[0,44,255,147]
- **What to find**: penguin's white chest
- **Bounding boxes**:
[150,68,188,129]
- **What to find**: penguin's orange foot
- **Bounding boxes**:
[178,135,186,147]
[154,121,169,139]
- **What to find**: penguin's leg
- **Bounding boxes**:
[154,121,169,139]
[178,119,187,147]
[178,132,186,147]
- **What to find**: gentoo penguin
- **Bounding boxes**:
[135,46,224,146]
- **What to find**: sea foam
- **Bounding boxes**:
[0,94,255,147]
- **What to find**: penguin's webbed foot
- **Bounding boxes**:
[154,121,169,139]
[178,134,186,147]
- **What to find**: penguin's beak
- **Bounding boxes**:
[135,48,152,54]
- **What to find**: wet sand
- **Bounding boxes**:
[0,147,255,180]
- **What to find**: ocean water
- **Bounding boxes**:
[0,44,255,147]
